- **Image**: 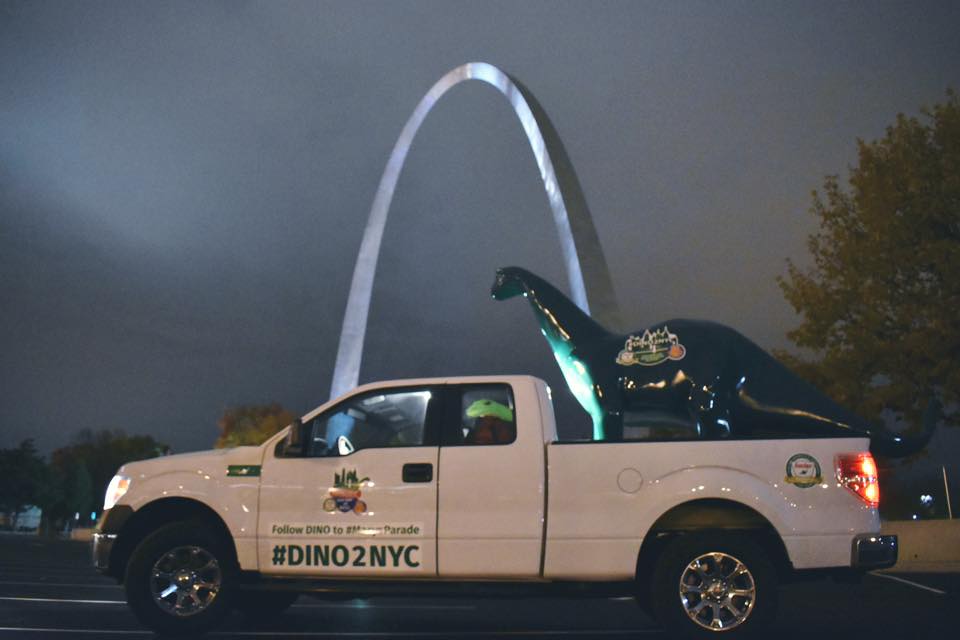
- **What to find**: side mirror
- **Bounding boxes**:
[283,418,306,457]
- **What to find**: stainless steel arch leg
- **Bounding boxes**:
[329,62,621,399]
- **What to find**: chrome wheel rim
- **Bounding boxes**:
[679,551,756,631]
[150,545,221,617]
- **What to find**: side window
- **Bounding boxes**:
[307,388,433,456]
[452,385,516,446]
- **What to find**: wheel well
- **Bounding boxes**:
[109,498,238,582]
[635,499,792,588]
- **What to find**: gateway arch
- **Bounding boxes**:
[330,62,621,398]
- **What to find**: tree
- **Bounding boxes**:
[778,90,959,436]
[63,461,94,521]
[0,439,47,528]
[215,403,295,448]
[50,430,168,520]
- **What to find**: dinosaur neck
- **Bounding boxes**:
[516,270,611,348]
[514,270,610,440]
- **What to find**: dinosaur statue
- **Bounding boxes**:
[490,266,937,457]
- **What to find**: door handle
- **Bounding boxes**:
[402,463,433,483]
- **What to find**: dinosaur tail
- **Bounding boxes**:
[868,397,940,458]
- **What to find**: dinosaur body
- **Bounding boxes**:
[491,266,936,457]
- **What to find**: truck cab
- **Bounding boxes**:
[93,375,896,636]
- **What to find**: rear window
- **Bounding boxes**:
[449,384,517,446]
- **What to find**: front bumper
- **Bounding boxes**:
[92,532,117,573]
[852,534,898,569]
[91,505,133,576]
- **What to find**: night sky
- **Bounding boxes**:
[2,1,958,478]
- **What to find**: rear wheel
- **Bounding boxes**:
[124,520,236,635]
[650,532,777,637]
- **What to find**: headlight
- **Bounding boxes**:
[103,474,131,510]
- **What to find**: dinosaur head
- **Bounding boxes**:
[491,267,528,300]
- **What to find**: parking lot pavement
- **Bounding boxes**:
[0,534,953,639]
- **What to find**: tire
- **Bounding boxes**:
[235,590,299,625]
[650,532,778,638]
[124,520,236,635]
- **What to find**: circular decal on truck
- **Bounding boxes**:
[323,468,371,515]
[784,453,822,488]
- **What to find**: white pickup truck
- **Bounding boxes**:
[93,375,896,637]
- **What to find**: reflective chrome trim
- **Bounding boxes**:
[679,551,756,632]
[91,532,117,573]
[150,545,222,617]
[852,534,897,569]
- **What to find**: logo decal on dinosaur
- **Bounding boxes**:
[616,326,687,367]
[323,468,371,514]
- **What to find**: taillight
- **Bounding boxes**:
[836,453,880,507]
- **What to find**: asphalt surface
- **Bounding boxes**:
[0,533,953,639]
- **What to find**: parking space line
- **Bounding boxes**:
[0,596,475,610]
[207,632,662,638]
[869,572,947,595]
[0,629,661,637]
[0,581,120,588]
[293,602,475,610]
[0,596,123,605]
[0,566,104,574]
[0,629,148,636]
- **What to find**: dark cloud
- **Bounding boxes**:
[1,1,958,457]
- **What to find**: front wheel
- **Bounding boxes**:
[650,532,777,637]
[124,520,236,635]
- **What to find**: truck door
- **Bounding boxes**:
[258,386,441,576]
[437,382,546,577]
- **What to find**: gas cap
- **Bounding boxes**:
[617,468,643,493]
